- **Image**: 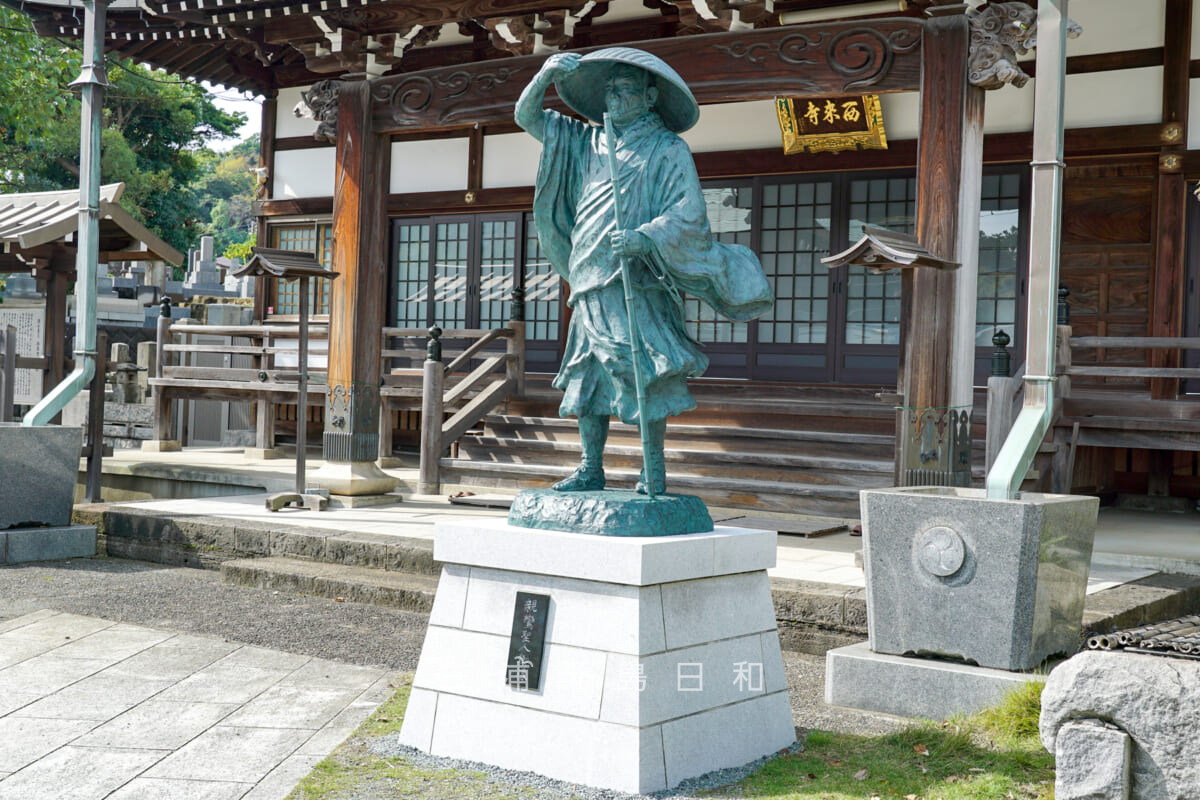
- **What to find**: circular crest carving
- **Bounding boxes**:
[916,525,966,578]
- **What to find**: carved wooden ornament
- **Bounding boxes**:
[967,1,1082,90]
[299,80,341,142]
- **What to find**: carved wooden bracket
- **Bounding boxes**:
[967,2,1082,90]
[664,0,777,36]
[299,80,341,143]
[484,5,592,55]
[290,21,441,77]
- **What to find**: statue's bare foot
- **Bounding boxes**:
[552,465,605,491]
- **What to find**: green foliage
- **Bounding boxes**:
[0,7,247,252]
[0,9,76,190]
[224,234,257,263]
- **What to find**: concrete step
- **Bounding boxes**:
[220,556,439,612]
[216,555,870,655]
[75,504,438,573]
[483,414,896,453]
[457,436,895,478]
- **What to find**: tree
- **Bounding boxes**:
[0,7,246,253]
[0,9,77,189]
[194,134,260,258]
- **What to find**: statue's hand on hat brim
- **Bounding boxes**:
[541,52,581,82]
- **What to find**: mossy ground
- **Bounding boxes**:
[287,676,1054,800]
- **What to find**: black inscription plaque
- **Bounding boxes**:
[505,591,550,691]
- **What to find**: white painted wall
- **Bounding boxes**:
[682,101,785,153]
[1193,0,1200,58]
[880,92,920,140]
[984,84,1035,135]
[391,138,471,193]
[1066,0,1163,57]
[276,86,319,139]
[423,23,475,48]
[1189,78,1200,149]
[1065,67,1163,127]
[594,0,660,23]
[273,148,335,198]
[979,65,1164,137]
[482,132,542,189]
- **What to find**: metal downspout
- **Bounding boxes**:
[24,0,108,427]
[985,0,1068,498]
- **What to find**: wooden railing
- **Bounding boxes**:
[150,320,526,479]
[152,319,330,447]
[1066,336,1200,386]
[985,332,1200,494]
[416,322,525,494]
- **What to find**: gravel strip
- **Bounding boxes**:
[368,739,808,800]
[0,557,428,669]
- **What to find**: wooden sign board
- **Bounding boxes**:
[0,304,45,405]
[775,94,887,155]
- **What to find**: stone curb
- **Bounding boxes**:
[73,504,439,574]
[221,556,440,612]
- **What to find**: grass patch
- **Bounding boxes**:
[286,675,551,800]
[971,678,1046,745]
[709,681,1053,800]
[286,676,1054,800]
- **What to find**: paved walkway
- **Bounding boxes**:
[0,609,393,800]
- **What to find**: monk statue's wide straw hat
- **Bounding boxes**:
[554,47,700,133]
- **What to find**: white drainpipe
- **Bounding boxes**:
[985,0,1069,498]
[24,0,108,427]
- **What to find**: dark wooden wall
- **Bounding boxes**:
[1060,158,1157,389]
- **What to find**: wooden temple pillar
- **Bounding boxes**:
[1150,0,1191,401]
[898,2,984,485]
[310,79,399,498]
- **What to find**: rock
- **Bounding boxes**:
[1054,720,1131,800]
[1041,650,1200,799]
[508,488,713,536]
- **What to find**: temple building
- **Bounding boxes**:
[8,0,1199,512]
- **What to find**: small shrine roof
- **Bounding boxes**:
[234,247,338,279]
[0,183,184,266]
[821,225,958,274]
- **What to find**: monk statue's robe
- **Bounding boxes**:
[533,108,773,424]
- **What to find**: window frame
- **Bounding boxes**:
[265,219,334,322]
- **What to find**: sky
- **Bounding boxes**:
[205,83,264,151]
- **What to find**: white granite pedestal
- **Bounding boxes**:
[398,519,795,794]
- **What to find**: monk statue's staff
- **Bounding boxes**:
[603,111,658,499]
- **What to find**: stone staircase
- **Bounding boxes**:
[438,384,899,517]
